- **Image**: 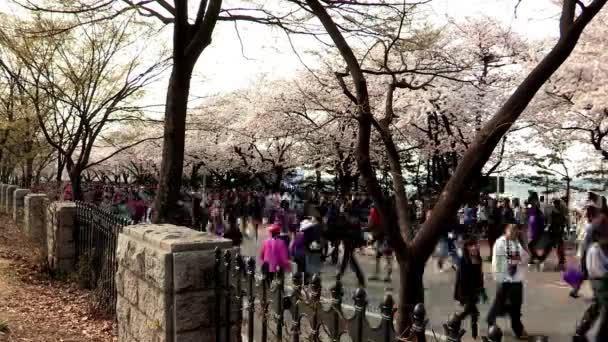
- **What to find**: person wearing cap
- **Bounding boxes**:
[487,223,529,340]
[453,237,487,339]
[259,223,291,283]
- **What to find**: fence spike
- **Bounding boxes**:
[292,271,303,288]
[353,287,367,310]
[443,313,465,342]
[381,293,394,318]
[331,278,344,301]
[224,249,232,264]
[246,257,256,275]
[411,303,429,340]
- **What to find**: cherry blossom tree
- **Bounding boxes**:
[295,0,607,332]
[534,10,608,160]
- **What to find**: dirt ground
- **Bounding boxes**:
[0,215,115,341]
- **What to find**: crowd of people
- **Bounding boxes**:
[59,180,608,340]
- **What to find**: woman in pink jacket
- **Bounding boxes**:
[259,223,291,282]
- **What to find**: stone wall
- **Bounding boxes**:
[24,194,49,247]
[115,225,234,342]
[13,189,30,224]
[5,185,16,214]
[46,201,77,274]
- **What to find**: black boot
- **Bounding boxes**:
[471,320,478,339]
[471,311,479,339]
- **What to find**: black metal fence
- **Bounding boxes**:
[74,201,131,314]
[214,249,507,342]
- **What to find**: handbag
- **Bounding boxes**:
[562,267,584,289]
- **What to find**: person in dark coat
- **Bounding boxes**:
[453,238,487,339]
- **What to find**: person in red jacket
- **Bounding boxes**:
[367,205,393,282]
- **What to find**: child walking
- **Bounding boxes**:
[453,238,487,339]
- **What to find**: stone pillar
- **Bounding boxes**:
[46,201,77,274]
[13,189,30,224]
[116,225,233,342]
[0,184,6,213]
[5,185,17,214]
[24,194,49,247]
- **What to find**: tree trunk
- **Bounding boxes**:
[153,62,194,223]
[273,166,284,191]
[566,178,571,208]
[316,170,322,192]
[70,170,83,201]
[396,257,425,333]
[338,172,353,196]
[24,156,33,188]
[56,156,65,184]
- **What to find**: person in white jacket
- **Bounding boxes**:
[487,224,529,340]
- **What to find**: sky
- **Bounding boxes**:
[187,0,563,100]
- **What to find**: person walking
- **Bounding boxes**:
[453,238,487,339]
[548,199,567,270]
[487,224,529,340]
[527,204,545,268]
[486,199,501,262]
[367,203,393,282]
[336,212,366,287]
[250,192,264,240]
[575,208,608,340]
[259,223,291,283]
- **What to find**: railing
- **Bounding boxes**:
[75,201,131,314]
[214,249,507,342]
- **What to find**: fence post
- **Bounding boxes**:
[352,288,367,342]
[380,294,395,342]
[0,184,7,213]
[46,201,77,274]
[5,185,17,215]
[330,278,344,342]
[290,272,303,342]
[310,274,323,342]
[24,194,48,247]
[13,188,30,224]
[115,225,233,342]
[443,314,465,342]
[245,258,256,342]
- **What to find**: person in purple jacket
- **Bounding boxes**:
[527,205,545,266]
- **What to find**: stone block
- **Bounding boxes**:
[130,307,163,342]
[173,290,215,332]
[12,188,30,224]
[116,295,131,327]
[123,268,139,306]
[124,225,232,253]
[24,194,48,246]
[126,238,146,276]
[0,184,6,212]
[116,266,125,296]
[138,279,168,329]
[5,185,17,214]
[144,246,172,291]
[173,250,217,293]
[174,330,206,342]
[46,202,77,274]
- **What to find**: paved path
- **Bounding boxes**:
[240,236,590,341]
